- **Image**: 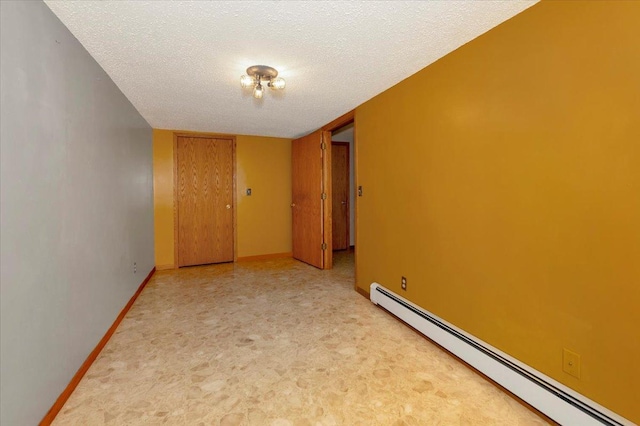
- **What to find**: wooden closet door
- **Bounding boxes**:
[177,137,234,266]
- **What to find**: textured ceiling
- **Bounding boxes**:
[43,1,537,138]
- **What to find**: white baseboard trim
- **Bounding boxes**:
[370,283,633,426]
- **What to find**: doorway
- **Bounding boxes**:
[331,141,350,250]
[329,118,356,279]
[290,111,355,272]
[174,134,236,267]
[332,123,355,252]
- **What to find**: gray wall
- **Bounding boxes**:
[0,2,154,424]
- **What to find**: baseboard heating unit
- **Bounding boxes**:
[369,283,633,426]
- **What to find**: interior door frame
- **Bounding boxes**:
[173,132,237,267]
[321,110,355,274]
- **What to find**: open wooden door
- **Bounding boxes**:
[292,130,332,269]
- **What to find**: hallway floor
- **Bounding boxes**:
[53,252,548,425]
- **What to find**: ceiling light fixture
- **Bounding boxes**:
[240,65,285,99]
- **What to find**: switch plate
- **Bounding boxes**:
[401,276,407,290]
[563,348,581,379]
[246,188,252,196]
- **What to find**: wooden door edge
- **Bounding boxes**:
[345,141,350,253]
[322,130,333,269]
[232,139,238,262]
[173,133,179,267]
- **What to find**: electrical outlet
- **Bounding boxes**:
[133,262,137,274]
[401,276,407,290]
[563,348,581,379]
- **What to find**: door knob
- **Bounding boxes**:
[226,204,231,209]
[291,203,296,207]
[341,201,347,205]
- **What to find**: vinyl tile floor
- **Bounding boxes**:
[53,251,548,425]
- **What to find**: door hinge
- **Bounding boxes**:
[321,192,327,200]
[321,243,327,250]
[321,142,327,150]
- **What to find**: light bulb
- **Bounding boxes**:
[253,83,264,99]
[270,77,286,90]
[240,75,255,88]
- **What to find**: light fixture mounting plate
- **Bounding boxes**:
[246,65,278,79]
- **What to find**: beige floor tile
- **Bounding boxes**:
[53,251,548,425]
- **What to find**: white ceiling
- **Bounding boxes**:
[44,1,537,138]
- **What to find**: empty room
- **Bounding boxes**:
[1,1,638,425]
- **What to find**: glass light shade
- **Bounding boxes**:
[240,75,255,88]
[253,83,264,99]
[271,77,286,90]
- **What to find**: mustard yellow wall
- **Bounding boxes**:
[235,134,292,257]
[152,130,292,267]
[152,129,175,269]
[355,1,639,422]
